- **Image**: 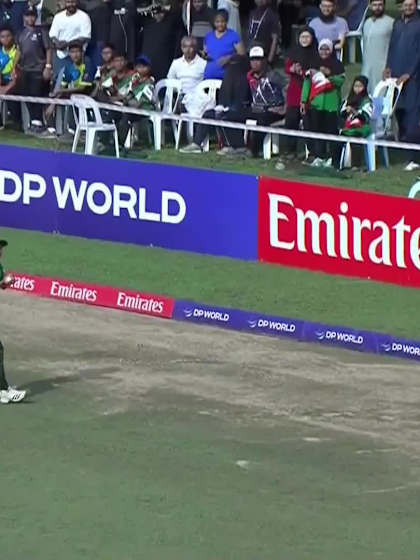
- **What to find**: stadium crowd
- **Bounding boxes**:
[0,0,419,170]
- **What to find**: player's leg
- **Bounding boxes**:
[0,340,26,404]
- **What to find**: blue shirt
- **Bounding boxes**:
[204,28,240,80]
[62,57,95,88]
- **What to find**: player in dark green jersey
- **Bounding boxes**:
[0,240,26,404]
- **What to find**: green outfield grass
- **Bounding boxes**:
[2,226,419,340]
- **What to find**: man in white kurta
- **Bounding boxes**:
[362,0,394,93]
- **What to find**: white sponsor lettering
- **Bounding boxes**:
[391,342,420,355]
[192,308,230,322]
[11,275,35,291]
[116,291,164,314]
[0,172,186,224]
[325,330,363,344]
[269,194,420,270]
[50,280,97,302]
[256,318,296,332]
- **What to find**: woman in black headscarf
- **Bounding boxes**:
[283,26,319,158]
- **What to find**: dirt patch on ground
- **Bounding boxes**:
[3,291,420,454]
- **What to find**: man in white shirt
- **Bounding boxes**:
[167,36,206,94]
[49,0,91,74]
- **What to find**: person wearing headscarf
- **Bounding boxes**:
[283,26,318,158]
[332,74,373,168]
[301,37,345,166]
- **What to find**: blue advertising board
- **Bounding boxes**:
[0,145,258,260]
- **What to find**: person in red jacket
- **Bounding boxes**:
[283,26,319,159]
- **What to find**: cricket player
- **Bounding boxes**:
[0,240,26,404]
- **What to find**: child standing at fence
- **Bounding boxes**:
[301,38,344,167]
[332,75,373,169]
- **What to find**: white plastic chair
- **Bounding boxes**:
[345,5,369,64]
[152,78,182,149]
[70,94,119,157]
[340,78,403,171]
[175,79,222,150]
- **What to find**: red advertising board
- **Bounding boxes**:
[258,177,420,288]
[9,273,175,318]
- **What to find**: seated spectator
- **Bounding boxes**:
[283,26,318,159]
[203,9,245,80]
[218,45,285,156]
[217,0,241,36]
[0,0,26,35]
[97,42,114,81]
[52,41,95,97]
[309,0,348,55]
[118,54,156,149]
[100,51,133,103]
[17,6,53,135]
[167,36,206,95]
[140,0,185,82]
[301,37,345,166]
[362,0,393,95]
[247,0,280,65]
[332,75,373,168]
[183,0,215,52]
[49,0,91,76]
[180,53,250,153]
[0,25,19,94]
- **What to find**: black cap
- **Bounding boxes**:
[0,240,8,248]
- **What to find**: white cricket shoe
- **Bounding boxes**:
[6,387,26,403]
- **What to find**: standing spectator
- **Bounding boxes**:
[203,9,245,79]
[0,0,27,35]
[167,36,206,94]
[283,26,318,158]
[17,6,53,134]
[309,0,348,54]
[0,24,19,93]
[140,0,185,81]
[278,0,301,49]
[183,0,215,51]
[49,0,91,76]
[383,0,420,139]
[81,0,111,70]
[246,0,280,65]
[301,37,345,166]
[217,0,241,36]
[361,0,393,94]
[108,0,136,63]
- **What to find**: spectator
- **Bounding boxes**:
[118,54,155,148]
[183,0,215,51]
[140,0,185,81]
[278,0,301,49]
[337,0,368,31]
[217,0,241,36]
[283,26,318,159]
[0,0,26,35]
[109,0,136,63]
[203,9,245,80]
[81,0,111,70]
[383,0,420,139]
[246,0,280,65]
[309,0,348,54]
[101,51,133,102]
[27,0,56,25]
[52,41,95,96]
[332,74,373,168]
[218,45,285,156]
[49,0,91,75]
[0,24,18,95]
[361,0,393,94]
[180,53,250,153]
[17,6,53,134]
[301,37,345,166]
[98,41,114,79]
[167,35,206,95]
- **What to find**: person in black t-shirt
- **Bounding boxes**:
[17,7,53,134]
[246,0,280,65]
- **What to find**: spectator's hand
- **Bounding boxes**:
[345,106,354,114]
[320,66,331,76]
[383,67,391,80]
[43,66,53,82]
[295,62,302,75]
[300,102,306,115]
[217,55,231,67]
[397,73,410,86]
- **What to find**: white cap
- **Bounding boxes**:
[249,46,265,59]
[318,38,333,51]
